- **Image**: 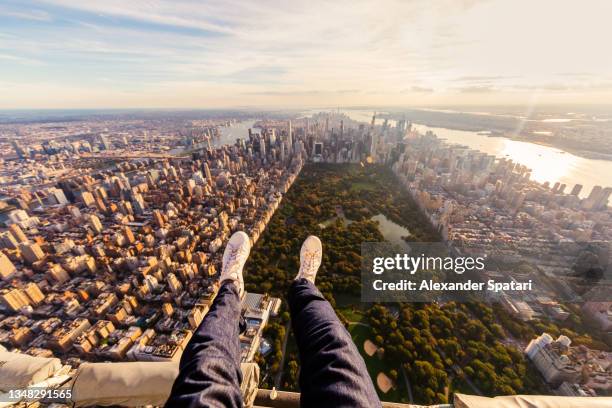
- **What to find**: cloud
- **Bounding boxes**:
[511,82,612,92]
[243,89,359,96]
[555,72,594,78]
[37,0,235,35]
[456,85,496,93]
[0,53,44,66]
[406,86,435,93]
[454,75,517,82]
[0,7,51,21]
[1,0,612,107]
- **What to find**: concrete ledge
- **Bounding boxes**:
[254,389,429,408]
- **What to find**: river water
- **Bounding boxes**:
[411,124,612,198]
[215,119,258,147]
[170,119,256,155]
[314,109,612,198]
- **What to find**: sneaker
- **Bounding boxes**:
[220,231,251,294]
[296,235,322,284]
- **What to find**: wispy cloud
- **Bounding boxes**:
[456,85,496,93]
[454,75,518,82]
[244,89,360,96]
[406,86,435,93]
[0,53,44,66]
[1,0,612,108]
[0,7,51,21]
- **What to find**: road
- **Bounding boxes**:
[400,365,414,403]
[435,346,483,396]
[274,322,291,388]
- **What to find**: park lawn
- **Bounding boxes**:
[349,180,378,192]
[338,307,366,324]
[348,323,409,403]
[334,292,368,322]
[335,292,369,324]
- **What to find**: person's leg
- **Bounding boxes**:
[289,236,381,408]
[165,281,243,408]
[165,231,251,408]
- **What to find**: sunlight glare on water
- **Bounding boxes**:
[498,138,577,186]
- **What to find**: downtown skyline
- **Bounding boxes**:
[1,0,612,109]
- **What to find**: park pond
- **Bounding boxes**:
[319,211,411,251]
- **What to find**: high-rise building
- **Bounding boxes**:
[203,162,213,184]
[20,242,45,264]
[167,273,182,294]
[12,141,29,159]
[80,191,96,207]
[47,264,70,283]
[597,187,612,209]
[192,171,206,185]
[47,188,69,205]
[570,184,583,196]
[132,193,146,215]
[581,185,608,210]
[89,214,103,235]
[9,224,28,244]
[0,231,19,250]
[0,288,30,311]
[122,226,136,244]
[188,306,207,329]
[0,252,16,280]
[162,302,174,317]
[153,210,165,228]
[99,135,111,150]
[67,205,82,220]
[24,282,44,305]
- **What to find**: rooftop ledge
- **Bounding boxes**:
[1,351,611,407]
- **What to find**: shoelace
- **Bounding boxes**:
[301,251,320,274]
[224,245,247,275]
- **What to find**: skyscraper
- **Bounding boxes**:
[89,214,103,235]
[0,252,16,280]
[20,242,45,264]
[570,184,583,196]
[9,224,28,244]
[24,282,44,305]
[287,120,293,151]
[0,232,19,250]
[0,288,31,311]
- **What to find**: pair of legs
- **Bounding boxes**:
[165,233,381,408]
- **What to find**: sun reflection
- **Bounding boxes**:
[499,139,577,186]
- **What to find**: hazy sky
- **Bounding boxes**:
[1,0,611,109]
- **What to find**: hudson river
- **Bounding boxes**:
[411,123,612,199]
[330,108,612,199]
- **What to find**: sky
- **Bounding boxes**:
[1,0,612,109]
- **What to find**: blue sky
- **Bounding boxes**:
[1,0,611,108]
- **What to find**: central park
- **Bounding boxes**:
[243,163,606,405]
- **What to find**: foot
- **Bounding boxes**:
[295,235,322,284]
[220,231,251,295]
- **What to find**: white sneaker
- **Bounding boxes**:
[295,235,322,284]
[220,231,251,294]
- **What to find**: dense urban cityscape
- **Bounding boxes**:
[2,0,612,406]
[0,109,609,405]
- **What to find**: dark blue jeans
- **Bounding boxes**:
[165,279,381,407]
[165,282,244,408]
